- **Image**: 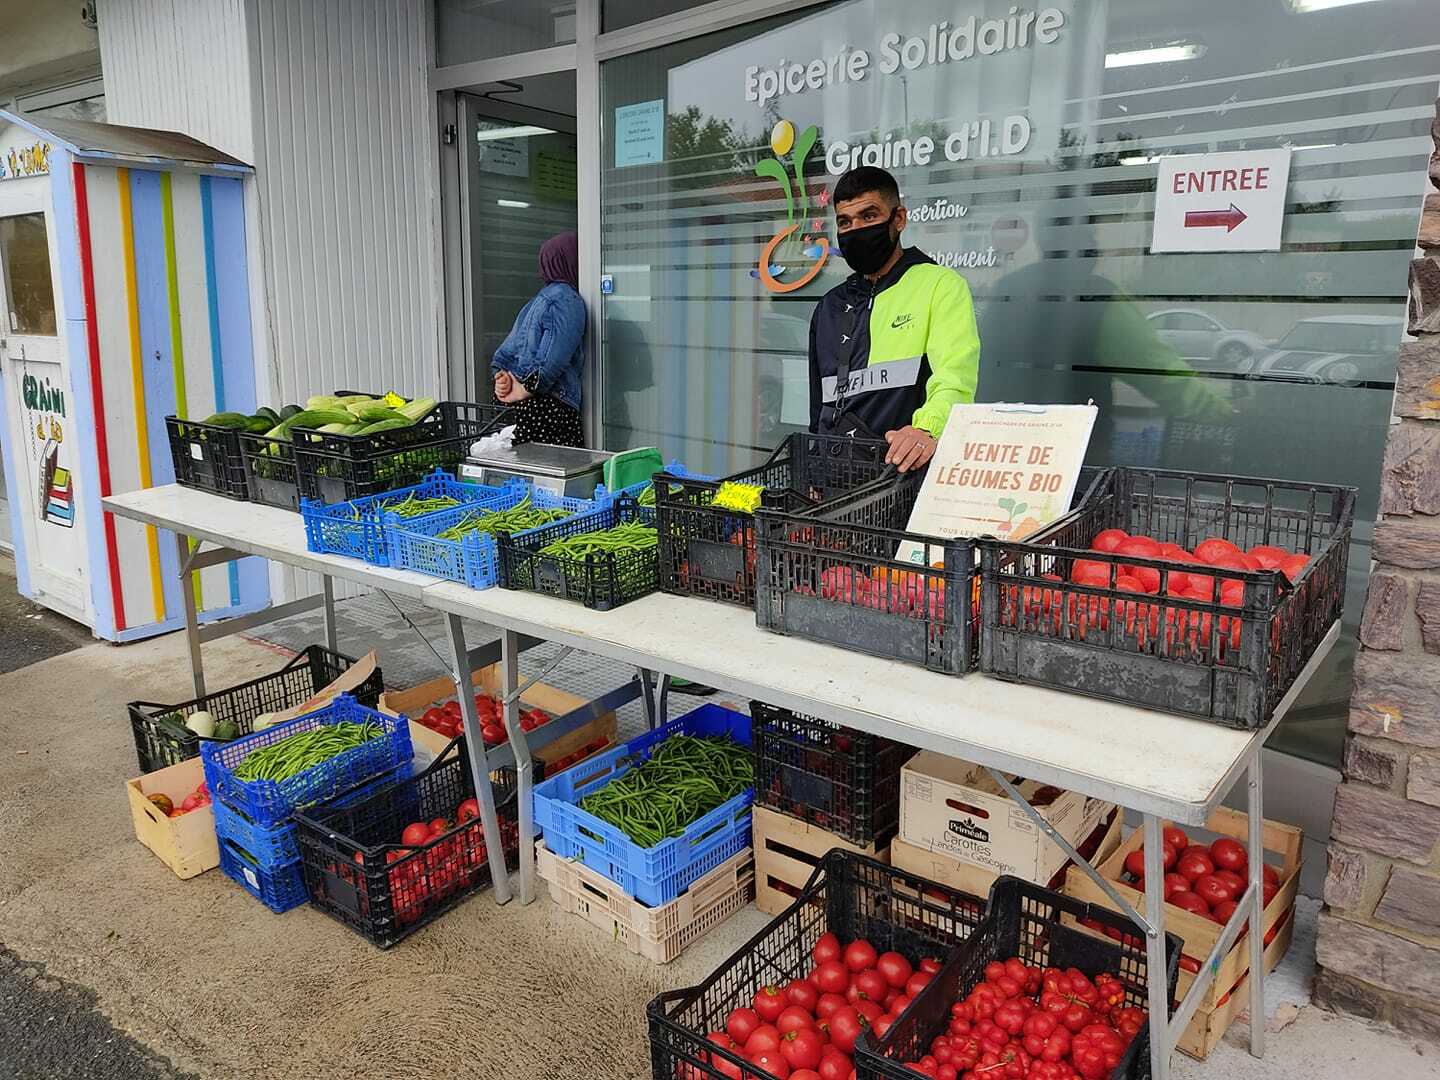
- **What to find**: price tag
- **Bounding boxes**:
[243,867,259,889]
[190,442,204,461]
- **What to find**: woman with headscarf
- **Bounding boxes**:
[492,231,586,446]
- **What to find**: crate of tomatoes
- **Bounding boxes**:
[293,735,520,948]
[1063,808,1302,1060]
[856,877,1182,1080]
[979,467,1355,729]
[647,850,986,1080]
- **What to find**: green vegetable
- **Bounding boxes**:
[305,394,347,410]
[636,483,656,507]
[185,710,216,738]
[253,406,281,425]
[538,520,656,559]
[437,497,572,540]
[355,418,412,436]
[578,735,752,848]
[231,720,383,783]
[397,397,437,422]
[279,404,304,421]
[287,408,356,431]
[370,492,460,519]
[213,718,239,741]
[200,411,250,428]
[244,415,275,433]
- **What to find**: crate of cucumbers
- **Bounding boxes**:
[292,398,511,507]
[238,392,477,511]
[167,412,262,500]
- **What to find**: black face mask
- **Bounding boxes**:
[837,211,899,275]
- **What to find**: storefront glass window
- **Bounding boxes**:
[0,214,57,336]
[435,0,576,66]
[598,0,1440,766]
[602,0,715,34]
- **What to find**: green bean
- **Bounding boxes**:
[231,721,383,783]
[538,521,656,560]
[577,735,751,848]
[437,496,573,541]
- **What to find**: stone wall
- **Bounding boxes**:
[1313,100,1440,1043]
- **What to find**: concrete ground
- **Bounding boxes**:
[0,580,1433,1077]
[0,551,93,675]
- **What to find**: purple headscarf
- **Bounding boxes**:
[539,231,579,290]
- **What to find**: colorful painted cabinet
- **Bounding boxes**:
[0,111,267,640]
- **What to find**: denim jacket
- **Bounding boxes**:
[491,282,586,410]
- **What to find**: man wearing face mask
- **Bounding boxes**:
[808,166,981,471]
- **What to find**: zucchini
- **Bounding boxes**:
[286,408,356,430]
[397,397,437,422]
[200,411,249,428]
[279,404,304,420]
[317,423,350,434]
[244,416,274,434]
[355,418,412,436]
[305,394,347,411]
[254,406,280,425]
[355,405,409,423]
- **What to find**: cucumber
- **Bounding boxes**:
[200,411,249,428]
[355,405,408,423]
[305,394,346,411]
[254,406,280,425]
[340,423,367,435]
[244,416,274,433]
[397,397,437,422]
[286,409,357,430]
[279,404,303,420]
[317,423,351,434]
[355,418,412,436]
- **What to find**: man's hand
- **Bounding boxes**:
[885,426,937,472]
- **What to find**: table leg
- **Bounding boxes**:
[500,628,536,905]
[657,673,670,727]
[638,667,658,728]
[1247,756,1266,1058]
[1143,814,1170,1080]
[443,612,512,905]
[322,575,338,653]
[174,531,205,699]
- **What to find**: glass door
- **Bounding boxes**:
[458,85,579,401]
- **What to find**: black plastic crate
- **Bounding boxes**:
[979,467,1356,729]
[294,737,520,949]
[856,877,1182,1080]
[498,495,657,610]
[647,850,986,1080]
[127,645,383,775]
[656,433,890,608]
[749,701,910,846]
[240,429,301,510]
[292,401,511,507]
[166,416,250,500]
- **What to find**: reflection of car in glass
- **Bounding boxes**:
[1246,315,1404,387]
[1145,308,1267,369]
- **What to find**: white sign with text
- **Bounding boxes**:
[1151,148,1291,254]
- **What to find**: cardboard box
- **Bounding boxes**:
[1061,806,1303,1060]
[380,663,614,762]
[127,757,218,880]
[899,751,1114,882]
[892,807,1122,901]
[753,805,889,916]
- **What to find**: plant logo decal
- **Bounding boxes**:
[752,119,829,294]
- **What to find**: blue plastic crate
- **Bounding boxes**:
[218,836,310,913]
[201,694,413,828]
[210,763,408,872]
[300,468,517,566]
[532,703,753,906]
[385,485,598,589]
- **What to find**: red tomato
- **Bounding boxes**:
[1263,863,1281,888]
[1219,579,1246,607]
[815,960,850,996]
[1127,566,1162,594]
[1249,545,1289,570]
[1210,838,1248,873]
[1071,560,1113,587]
[1162,874,1193,901]
[1192,874,1235,908]
[480,723,505,745]
[1115,536,1161,559]
[1212,900,1240,926]
[890,993,913,1016]
[748,1049,791,1078]
[1123,850,1146,879]
[906,970,934,998]
[1091,529,1128,553]
[1213,869,1246,894]
[753,986,788,1024]
[851,969,889,1003]
[1195,537,1242,564]
[790,1072,822,1080]
[1279,554,1310,583]
[1157,542,1188,557]
[854,999,884,1025]
[1263,880,1280,906]
[843,939,878,973]
[817,1052,853,1080]
[456,798,480,824]
[920,957,943,975]
[876,951,913,989]
[400,822,432,847]
[813,932,842,965]
[1176,850,1215,882]
[827,1007,864,1054]
[726,1008,760,1046]
[745,1024,782,1054]
[777,1006,816,1036]
[781,1027,825,1072]
[1114,575,1145,594]
[815,993,848,1021]
[1162,825,1189,851]
[1171,891,1212,917]
[428,817,451,837]
[784,979,819,1013]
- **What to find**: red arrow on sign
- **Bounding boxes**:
[1184,204,1247,232]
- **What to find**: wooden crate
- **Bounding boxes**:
[537,840,755,963]
[127,757,218,880]
[1062,805,1302,1055]
[753,805,889,916]
[1177,905,1296,1059]
[380,664,614,762]
[893,809,1122,901]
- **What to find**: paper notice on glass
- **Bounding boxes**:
[894,403,1098,565]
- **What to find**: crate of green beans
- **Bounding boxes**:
[533,704,754,906]
[498,495,659,610]
[201,694,413,827]
[300,467,519,567]
[385,486,599,588]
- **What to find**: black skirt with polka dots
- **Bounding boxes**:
[511,375,584,448]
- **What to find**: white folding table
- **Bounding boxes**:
[104,483,1336,1080]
